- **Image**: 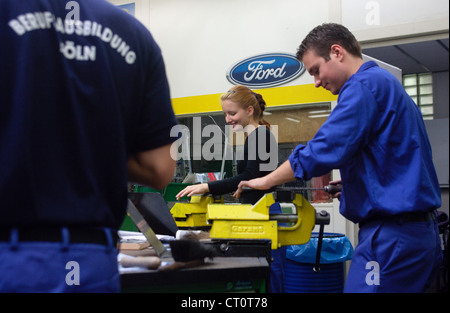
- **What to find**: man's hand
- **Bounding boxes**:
[233,177,270,199]
[329,179,342,200]
[234,160,297,198]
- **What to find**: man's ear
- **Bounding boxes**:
[330,44,344,60]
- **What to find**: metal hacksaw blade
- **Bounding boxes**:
[127,199,168,257]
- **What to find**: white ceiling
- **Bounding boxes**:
[363,38,449,74]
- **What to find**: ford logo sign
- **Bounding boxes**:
[226,53,305,88]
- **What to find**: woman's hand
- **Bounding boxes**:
[175,183,209,200]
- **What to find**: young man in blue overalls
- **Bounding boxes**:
[235,23,442,293]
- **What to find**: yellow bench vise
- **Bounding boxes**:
[206,192,316,250]
[170,195,222,229]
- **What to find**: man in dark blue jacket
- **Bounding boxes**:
[0,0,177,292]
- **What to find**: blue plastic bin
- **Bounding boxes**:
[284,233,353,293]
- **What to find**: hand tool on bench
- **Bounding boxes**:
[128,192,178,236]
[127,198,169,257]
[126,194,217,270]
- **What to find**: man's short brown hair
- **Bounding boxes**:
[296,23,362,61]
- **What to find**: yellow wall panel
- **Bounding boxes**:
[172,84,337,116]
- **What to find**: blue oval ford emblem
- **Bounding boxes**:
[226,53,305,88]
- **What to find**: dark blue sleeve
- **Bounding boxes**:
[131,40,178,153]
[288,81,378,180]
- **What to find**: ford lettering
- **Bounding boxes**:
[227,53,304,88]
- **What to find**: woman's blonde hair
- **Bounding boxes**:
[220,85,270,129]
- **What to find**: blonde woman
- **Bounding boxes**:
[176,85,277,204]
[175,85,285,293]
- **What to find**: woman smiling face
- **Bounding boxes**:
[221,98,255,131]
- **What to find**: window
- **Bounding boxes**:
[175,103,335,203]
[403,73,434,120]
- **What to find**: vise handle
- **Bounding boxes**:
[313,210,330,272]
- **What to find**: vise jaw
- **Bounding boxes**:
[170,195,222,229]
